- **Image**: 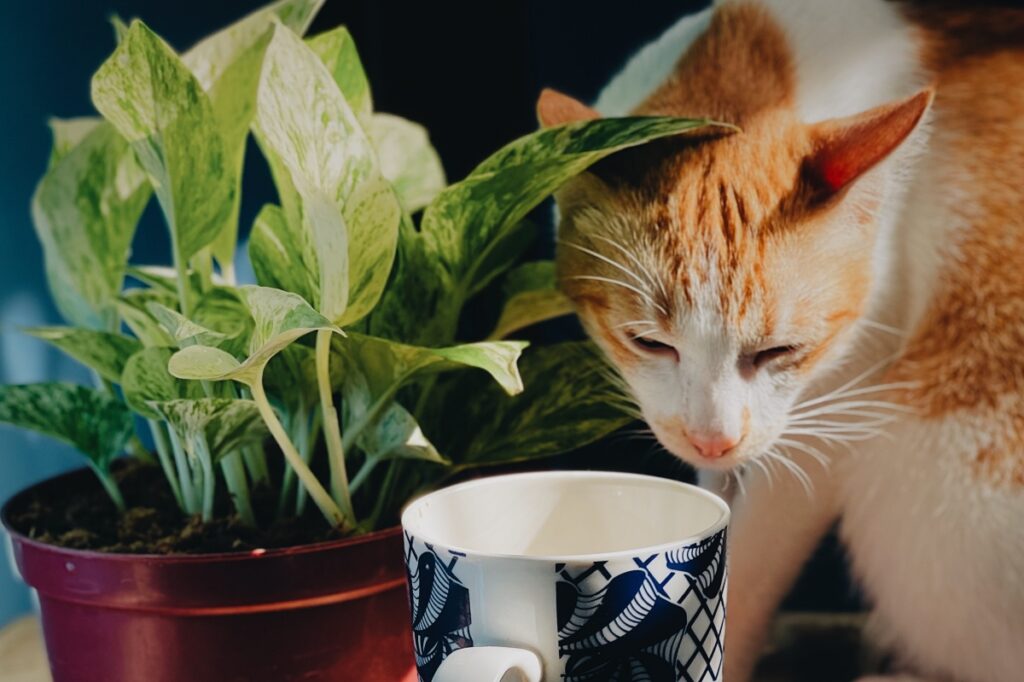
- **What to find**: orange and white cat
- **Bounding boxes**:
[542,1,1024,681]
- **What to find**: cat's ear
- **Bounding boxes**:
[805,88,933,195]
[537,88,600,128]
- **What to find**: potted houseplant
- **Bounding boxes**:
[0,1,715,680]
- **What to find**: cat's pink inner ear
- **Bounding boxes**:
[806,88,934,194]
[537,88,601,128]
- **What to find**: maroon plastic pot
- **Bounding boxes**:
[2,469,417,682]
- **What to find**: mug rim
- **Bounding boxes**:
[400,470,730,563]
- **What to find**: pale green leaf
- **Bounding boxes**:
[490,261,574,339]
[430,342,632,468]
[146,302,228,347]
[248,203,318,303]
[253,22,402,325]
[0,383,134,470]
[333,333,526,449]
[24,327,142,384]
[168,286,338,384]
[122,347,204,419]
[32,121,150,329]
[182,0,322,92]
[46,117,103,169]
[91,20,234,263]
[110,14,130,44]
[151,398,266,461]
[168,345,243,382]
[367,113,446,213]
[193,287,253,356]
[306,25,371,121]
[341,368,445,464]
[118,288,177,346]
[179,0,324,276]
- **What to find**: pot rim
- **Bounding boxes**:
[2,466,401,564]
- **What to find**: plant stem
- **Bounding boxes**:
[148,419,183,509]
[170,233,193,318]
[242,445,269,486]
[295,408,322,517]
[316,329,353,519]
[220,451,255,527]
[249,375,349,530]
[198,439,216,522]
[167,428,198,514]
[90,463,126,513]
[369,460,398,530]
[349,457,379,494]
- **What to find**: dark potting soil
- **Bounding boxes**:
[5,460,346,554]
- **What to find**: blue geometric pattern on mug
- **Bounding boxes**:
[556,529,727,682]
[404,532,473,682]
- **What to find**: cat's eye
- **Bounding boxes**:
[630,334,678,359]
[750,345,801,369]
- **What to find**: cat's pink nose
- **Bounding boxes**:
[688,432,738,459]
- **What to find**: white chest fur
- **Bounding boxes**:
[838,417,1024,682]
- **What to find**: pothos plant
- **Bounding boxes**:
[1,0,715,534]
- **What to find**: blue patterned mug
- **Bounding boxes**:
[401,471,730,682]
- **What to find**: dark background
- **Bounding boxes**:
[0,0,856,625]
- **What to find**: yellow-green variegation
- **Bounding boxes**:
[32,122,150,330]
[251,21,402,327]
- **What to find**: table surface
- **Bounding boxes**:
[0,612,872,682]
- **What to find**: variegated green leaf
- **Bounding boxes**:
[335,332,526,399]
[151,398,266,461]
[118,288,177,347]
[490,261,574,339]
[182,0,322,92]
[193,288,253,356]
[180,0,324,276]
[147,302,227,347]
[32,121,150,329]
[306,25,371,121]
[0,383,134,470]
[122,347,204,419]
[373,116,721,345]
[169,286,338,384]
[46,116,102,169]
[91,20,234,264]
[431,342,632,468]
[24,327,142,384]
[248,203,318,303]
[253,21,402,325]
[341,369,445,464]
[367,113,446,213]
[168,345,244,382]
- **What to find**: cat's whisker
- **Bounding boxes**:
[774,437,831,471]
[791,382,920,412]
[612,319,658,330]
[764,449,814,497]
[749,456,775,491]
[591,235,669,301]
[631,328,662,340]
[732,468,747,498]
[568,275,669,315]
[559,239,653,294]
[792,353,904,410]
[791,398,918,419]
[859,318,904,337]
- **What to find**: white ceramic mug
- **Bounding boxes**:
[400,471,730,682]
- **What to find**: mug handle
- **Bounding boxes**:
[434,646,543,682]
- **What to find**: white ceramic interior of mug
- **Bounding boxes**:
[401,471,729,560]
